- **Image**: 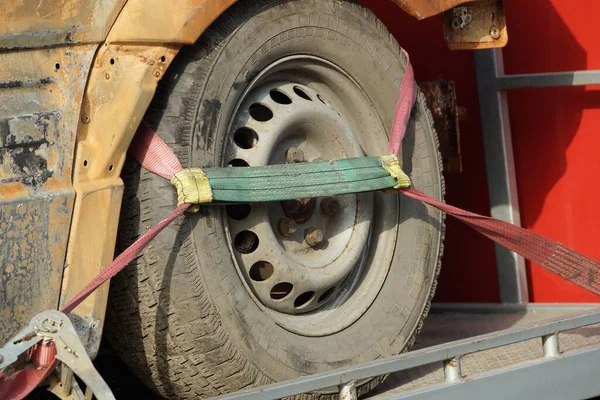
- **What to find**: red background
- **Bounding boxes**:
[362,0,600,303]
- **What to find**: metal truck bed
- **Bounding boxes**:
[213,304,600,400]
[368,304,600,399]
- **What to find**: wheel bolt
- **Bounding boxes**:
[279,218,298,237]
[286,147,305,163]
[305,228,324,247]
[321,197,339,216]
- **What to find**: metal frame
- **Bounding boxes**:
[474,49,600,303]
[211,306,600,400]
[430,302,599,313]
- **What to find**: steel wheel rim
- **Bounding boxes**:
[223,55,400,337]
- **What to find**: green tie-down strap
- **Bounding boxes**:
[171,154,410,206]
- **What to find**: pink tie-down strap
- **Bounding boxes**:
[388,49,418,155]
[0,124,190,400]
[62,124,190,313]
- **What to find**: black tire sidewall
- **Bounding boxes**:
[184,0,444,381]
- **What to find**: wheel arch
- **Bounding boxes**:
[106,0,483,45]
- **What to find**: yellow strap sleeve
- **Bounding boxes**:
[171,168,213,208]
[380,155,411,189]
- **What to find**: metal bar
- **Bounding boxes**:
[210,308,600,400]
[496,70,600,90]
[474,48,528,303]
[379,346,600,400]
[60,365,74,396]
[430,303,599,313]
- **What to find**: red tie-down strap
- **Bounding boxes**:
[3,50,600,400]
[401,188,600,294]
[0,124,191,400]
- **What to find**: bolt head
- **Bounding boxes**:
[305,228,324,247]
[490,26,500,39]
[281,198,316,224]
[285,148,305,163]
[279,218,298,236]
[451,19,461,30]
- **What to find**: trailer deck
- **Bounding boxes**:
[213,304,600,400]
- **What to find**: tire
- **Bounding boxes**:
[106,0,445,398]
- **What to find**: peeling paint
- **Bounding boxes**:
[0,0,126,50]
[0,46,95,343]
[0,193,73,344]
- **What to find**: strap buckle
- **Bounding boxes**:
[0,310,115,400]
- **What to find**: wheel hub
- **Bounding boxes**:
[225,82,374,314]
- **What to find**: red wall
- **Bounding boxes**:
[363,0,600,303]
[503,0,600,302]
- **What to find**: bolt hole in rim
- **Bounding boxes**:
[293,86,312,101]
[294,291,315,308]
[221,55,399,336]
[227,204,252,221]
[233,127,259,149]
[250,261,274,282]
[249,103,274,121]
[228,158,249,167]
[271,282,294,300]
[234,230,259,254]
[318,287,336,303]
[270,89,293,105]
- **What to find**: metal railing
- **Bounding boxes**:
[211,307,600,400]
[474,49,600,304]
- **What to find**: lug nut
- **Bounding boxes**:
[320,197,339,216]
[304,228,324,247]
[281,198,316,224]
[279,218,298,237]
[286,147,305,163]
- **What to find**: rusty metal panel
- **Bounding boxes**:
[443,0,507,50]
[0,47,96,197]
[0,194,73,343]
[391,0,480,20]
[419,80,463,173]
[0,46,97,343]
[0,0,126,50]
[107,0,237,44]
[59,44,179,356]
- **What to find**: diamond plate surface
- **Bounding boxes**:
[368,308,600,398]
